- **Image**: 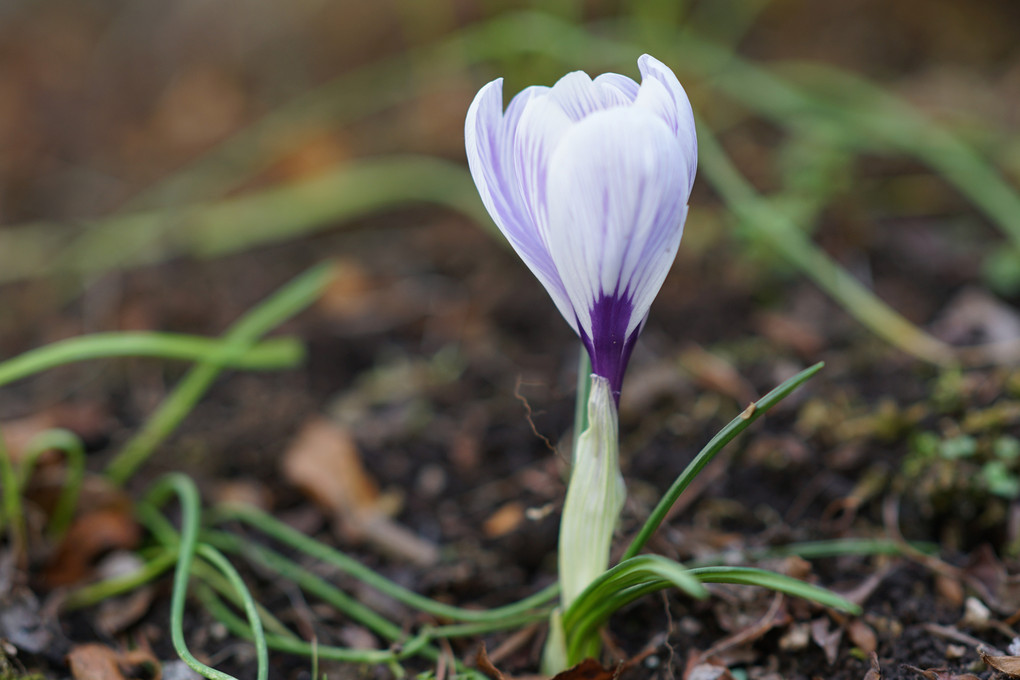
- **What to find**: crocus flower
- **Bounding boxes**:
[465,54,696,399]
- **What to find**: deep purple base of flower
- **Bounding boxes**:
[579,293,641,402]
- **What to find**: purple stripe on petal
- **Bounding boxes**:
[465,55,698,400]
[578,292,641,400]
[466,80,578,333]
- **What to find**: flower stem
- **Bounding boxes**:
[548,376,626,671]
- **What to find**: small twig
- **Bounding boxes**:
[660,591,678,680]
[921,623,1004,657]
[514,377,557,454]
[882,495,963,580]
[487,623,541,666]
[697,592,786,661]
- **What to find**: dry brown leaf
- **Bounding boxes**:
[316,260,376,321]
[903,665,980,680]
[677,345,756,405]
[901,665,939,680]
[848,618,878,655]
[282,417,438,566]
[483,502,525,538]
[67,644,127,680]
[1,413,58,463]
[810,617,843,665]
[935,574,965,608]
[44,508,140,587]
[211,479,273,510]
[863,651,881,680]
[754,312,825,356]
[282,417,380,516]
[1,403,108,464]
[980,647,1020,677]
[66,643,160,680]
[962,545,1020,615]
[552,658,617,680]
[475,643,506,680]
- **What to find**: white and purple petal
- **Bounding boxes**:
[543,106,690,397]
[465,55,696,397]
[465,79,577,331]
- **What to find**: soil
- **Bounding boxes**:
[2,2,1020,680]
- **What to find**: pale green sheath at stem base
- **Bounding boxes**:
[543,375,626,673]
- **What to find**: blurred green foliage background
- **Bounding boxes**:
[1,0,1019,364]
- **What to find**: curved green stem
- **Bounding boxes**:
[64,548,179,610]
[17,429,86,539]
[196,582,438,668]
[204,529,410,644]
[210,504,559,622]
[144,473,237,680]
[105,263,332,486]
[195,544,269,680]
[0,426,25,559]
[0,334,302,388]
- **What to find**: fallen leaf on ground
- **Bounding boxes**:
[863,651,881,680]
[962,544,1020,615]
[66,643,160,680]
[677,345,756,405]
[483,502,525,538]
[935,574,965,607]
[902,665,980,680]
[848,618,878,655]
[282,417,438,566]
[980,647,1020,677]
[810,617,843,665]
[551,658,617,680]
[282,417,380,513]
[44,508,140,587]
[754,311,825,356]
[0,403,108,463]
[211,479,273,510]
[475,643,505,680]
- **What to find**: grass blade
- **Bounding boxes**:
[689,566,861,614]
[622,362,824,561]
[0,334,302,387]
[104,263,333,485]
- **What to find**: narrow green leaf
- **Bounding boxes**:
[622,362,824,561]
[690,566,861,614]
[0,334,302,387]
[562,555,707,665]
